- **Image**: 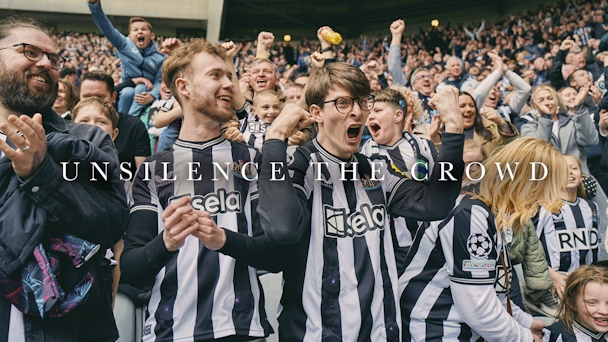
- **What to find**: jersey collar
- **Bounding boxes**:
[574,321,606,340]
[174,135,226,151]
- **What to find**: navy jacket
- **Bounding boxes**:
[0,109,128,342]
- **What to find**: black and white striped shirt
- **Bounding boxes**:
[238,102,269,152]
[122,136,272,341]
[533,198,600,273]
[401,196,533,341]
[257,133,465,341]
[573,26,593,46]
[360,133,438,275]
[543,320,608,342]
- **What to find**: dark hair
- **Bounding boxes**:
[57,79,80,112]
[80,70,115,94]
[59,67,77,78]
[566,68,586,85]
[459,91,493,141]
[0,16,52,42]
[306,62,370,109]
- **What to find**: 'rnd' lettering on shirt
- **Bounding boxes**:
[557,228,599,252]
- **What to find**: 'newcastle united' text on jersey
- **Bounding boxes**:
[122,136,271,342]
[400,196,533,342]
[533,198,600,273]
[256,133,465,341]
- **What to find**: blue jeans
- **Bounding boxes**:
[118,83,149,117]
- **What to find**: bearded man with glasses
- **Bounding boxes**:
[0,17,127,342]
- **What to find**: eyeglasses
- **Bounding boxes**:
[0,43,66,70]
[415,74,432,80]
[321,95,375,114]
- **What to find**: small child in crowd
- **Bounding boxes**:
[543,265,608,341]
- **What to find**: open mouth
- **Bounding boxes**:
[138,36,145,44]
[594,317,608,325]
[217,95,232,103]
[347,125,361,139]
[369,123,380,135]
[31,75,47,83]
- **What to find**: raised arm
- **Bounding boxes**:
[388,88,464,221]
[388,20,408,86]
[504,70,532,115]
[259,104,315,244]
[87,0,128,51]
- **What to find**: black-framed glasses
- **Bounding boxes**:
[321,95,375,114]
[0,43,66,70]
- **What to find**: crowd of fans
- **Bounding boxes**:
[5,0,608,340]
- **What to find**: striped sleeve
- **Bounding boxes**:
[121,159,177,288]
[440,204,497,285]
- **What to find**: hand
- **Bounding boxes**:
[160,38,182,56]
[533,96,553,115]
[317,26,333,46]
[548,267,567,300]
[429,113,442,143]
[257,31,275,50]
[599,110,608,130]
[238,71,252,93]
[366,60,379,73]
[135,92,155,105]
[604,54,608,68]
[530,319,546,341]
[221,41,238,59]
[480,106,504,125]
[161,196,199,252]
[267,103,314,141]
[193,211,226,250]
[390,19,406,36]
[225,123,245,143]
[589,85,602,105]
[0,114,47,178]
[428,88,463,133]
[488,52,505,73]
[310,51,325,72]
[574,84,590,107]
[287,131,305,146]
[132,77,153,90]
[560,38,574,51]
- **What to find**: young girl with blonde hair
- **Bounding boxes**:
[401,137,565,341]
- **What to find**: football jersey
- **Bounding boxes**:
[125,136,272,341]
[543,320,608,342]
[256,133,465,341]
[238,102,269,152]
[360,132,438,275]
[533,198,600,273]
[401,196,530,341]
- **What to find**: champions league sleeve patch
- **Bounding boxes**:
[466,233,493,258]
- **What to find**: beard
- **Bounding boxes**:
[191,89,233,123]
[0,63,57,116]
